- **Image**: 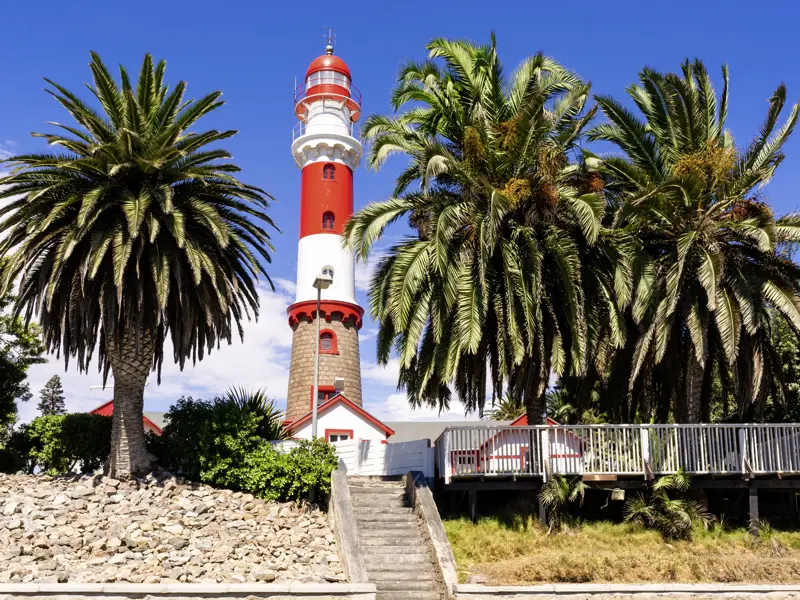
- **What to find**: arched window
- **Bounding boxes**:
[323,163,335,180]
[322,211,335,230]
[322,265,334,279]
[320,329,338,354]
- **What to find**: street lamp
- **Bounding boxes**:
[311,272,333,438]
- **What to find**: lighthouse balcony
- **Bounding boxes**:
[294,82,361,119]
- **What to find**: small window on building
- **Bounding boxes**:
[322,265,334,279]
[319,329,338,354]
[322,211,335,230]
[323,164,335,180]
[327,431,351,443]
[320,332,334,351]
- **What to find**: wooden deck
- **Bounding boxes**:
[435,424,800,484]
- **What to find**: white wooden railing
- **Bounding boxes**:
[435,424,800,484]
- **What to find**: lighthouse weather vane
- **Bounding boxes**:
[324,27,336,55]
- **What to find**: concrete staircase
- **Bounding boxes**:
[349,478,442,600]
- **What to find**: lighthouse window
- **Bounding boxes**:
[320,333,333,351]
[319,329,338,354]
[306,71,350,91]
[322,211,335,230]
[322,266,334,278]
[323,164,335,180]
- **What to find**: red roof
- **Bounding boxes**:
[306,54,351,79]
[89,400,163,435]
[509,414,561,427]
[286,394,395,437]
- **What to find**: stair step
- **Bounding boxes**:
[365,553,430,566]
[362,537,424,547]
[349,480,404,487]
[356,513,416,523]
[375,580,439,591]
[351,493,408,503]
[376,591,440,600]
[368,569,438,581]
[352,505,413,515]
[358,520,418,531]
[350,484,406,492]
[358,527,420,537]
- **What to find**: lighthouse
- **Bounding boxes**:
[285,42,364,422]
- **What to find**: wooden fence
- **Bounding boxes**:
[435,424,800,484]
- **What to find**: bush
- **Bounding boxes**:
[539,474,587,532]
[156,396,263,482]
[237,439,338,501]
[5,414,112,475]
[623,469,713,540]
[157,396,336,502]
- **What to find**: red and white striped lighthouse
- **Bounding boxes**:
[285,42,364,422]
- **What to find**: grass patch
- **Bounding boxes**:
[444,517,800,584]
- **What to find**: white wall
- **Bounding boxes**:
[291,402,388,444]
[295,234,357,305]
[335,438,435,479]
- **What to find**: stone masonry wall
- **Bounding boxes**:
[286,315,362,422]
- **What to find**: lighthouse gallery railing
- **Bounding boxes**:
[434,423,800,483]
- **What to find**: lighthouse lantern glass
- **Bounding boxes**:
[306,71,350,91]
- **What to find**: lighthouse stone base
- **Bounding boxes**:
[286,314,363,422]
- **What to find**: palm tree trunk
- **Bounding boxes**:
[105,332,155,478]
[683,352,704,424]
[524,392,545,424]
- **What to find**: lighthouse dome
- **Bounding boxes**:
[305,54,351,79]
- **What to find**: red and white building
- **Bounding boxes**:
[282,42,396,444]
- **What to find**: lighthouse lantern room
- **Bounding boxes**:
[285,41,365,423]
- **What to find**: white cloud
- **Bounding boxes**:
[0,141,19,160]
[358,327,379,343]
[360,357,400,385]
[366,392,477,422]
[19,284,296,423]
[274,277,296,296]
[354,255,379,293]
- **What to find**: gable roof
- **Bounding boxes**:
[509,414,561,426]
[89,400,164,435]
[287,394,395,437]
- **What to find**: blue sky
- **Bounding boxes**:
[4,0,800,422]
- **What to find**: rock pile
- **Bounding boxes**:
[0,472,344,584]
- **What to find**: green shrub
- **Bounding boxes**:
[237,438,339,501]
[157,395,335,502]
[539,474,587,532]
[17,414,111,474]
[624,469,713,540]
[157,396,263,481]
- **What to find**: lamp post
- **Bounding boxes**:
[311,272,333,438]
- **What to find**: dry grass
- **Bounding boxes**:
[444,517,800,584]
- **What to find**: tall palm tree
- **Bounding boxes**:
[345,35,612,421]
[0,53,277,476]
[588,60,800,421]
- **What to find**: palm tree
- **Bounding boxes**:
[624,469,712,540]
[588,60,800,421]
[538,474,587,532]
[218,386,288,440]
[485,393,524,421]
[345,35,611,422]
[0,53,277,477]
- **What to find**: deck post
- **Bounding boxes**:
[640,428,651,479]
[468,489,478,523]
[540,428,550,482]
[538,497,547,526]
[443,429,451,485]
[739,427,748,478]
[748,486,759,531]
